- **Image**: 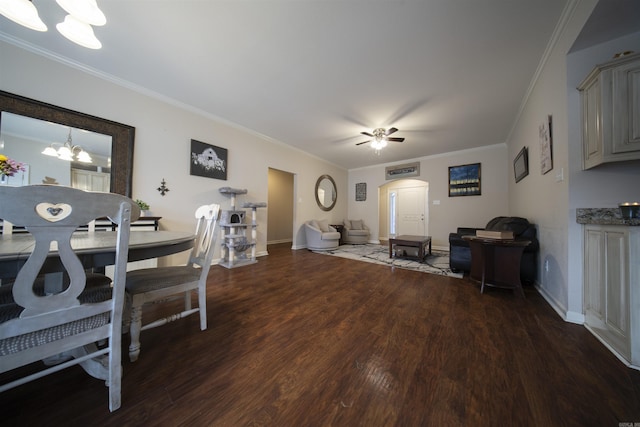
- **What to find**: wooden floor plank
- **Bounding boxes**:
[1,243,639,426]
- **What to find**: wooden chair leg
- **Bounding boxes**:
[184,290,191,312]
[198,284,207,331]
[108,355,122,411]
[128,305,143,362]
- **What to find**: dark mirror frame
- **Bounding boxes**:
[315,174,337,211]
[0,90,135,197]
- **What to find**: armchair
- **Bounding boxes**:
[449,216,539,285]
[342,219,370,244]
[304,219,340,250]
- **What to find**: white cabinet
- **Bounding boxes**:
[578,52,640,169]
[71,169,110,192]
[584,224,640,367]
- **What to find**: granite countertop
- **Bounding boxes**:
[577,208,640,226]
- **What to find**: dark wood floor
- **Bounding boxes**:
[1,243,639,426]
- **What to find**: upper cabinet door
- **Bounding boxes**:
[578,52,640,169]
[611,59,640,155]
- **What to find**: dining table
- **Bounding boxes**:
[0,230,195,281]
[0,229,196,378]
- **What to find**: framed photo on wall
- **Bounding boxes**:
[190,139,227,180]
[514,146,529,183]
[539,115,553,174]
[355,182,366,201]
[448,163,481,197]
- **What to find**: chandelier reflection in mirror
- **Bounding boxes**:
[42,128,92,163]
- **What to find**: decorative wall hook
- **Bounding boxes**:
[157,178,170,196]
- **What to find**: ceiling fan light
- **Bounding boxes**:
[56,0,106,26]
[0,0,47,31]
[371,139,387,151]
[56,14,101,49]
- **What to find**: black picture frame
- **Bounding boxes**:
[190,139,227,180]
[514,146,529,183]
[355,182,366,201]
[448,163,481,197]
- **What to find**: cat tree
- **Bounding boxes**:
[218,187,266,268]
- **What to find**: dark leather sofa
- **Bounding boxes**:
[448,216,539,285]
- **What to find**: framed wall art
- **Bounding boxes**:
[539,115,553,174]
[448,163,481,197]
[190,139,227,181]
[385,162,420,180]
[514,146,529,183]
[355,182,366,201]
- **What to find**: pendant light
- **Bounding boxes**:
[0,0,47,31]
[42,128,93,163]
[56,0,106,26]
[56,14,101,49]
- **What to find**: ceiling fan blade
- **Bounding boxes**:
[388,137,405,142]
[385,127,398,136]
[356,140,371,146]
[360,131,374,137]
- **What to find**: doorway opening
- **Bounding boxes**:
[267,168,295,245]
[379,179,429,240]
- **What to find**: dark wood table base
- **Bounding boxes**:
[463,236,531,297]
[388,235,432,262]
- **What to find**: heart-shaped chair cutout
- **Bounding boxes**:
[35,203,73,222]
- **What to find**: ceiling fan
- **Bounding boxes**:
[357,127,405,151]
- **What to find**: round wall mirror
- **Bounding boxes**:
[315,174,337,211]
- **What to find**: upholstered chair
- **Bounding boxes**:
[342,219,370,244]
[304,219,340,250]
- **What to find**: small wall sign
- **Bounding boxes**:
[385,162,420,180]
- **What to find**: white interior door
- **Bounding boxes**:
[397,186,427,236]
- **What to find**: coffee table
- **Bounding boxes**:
[389,235,432,262]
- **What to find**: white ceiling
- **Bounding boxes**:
[1,0,638,170]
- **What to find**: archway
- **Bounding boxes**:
[378,178,429,241]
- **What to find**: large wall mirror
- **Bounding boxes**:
[0,91,135,197]
[315,174,337,211]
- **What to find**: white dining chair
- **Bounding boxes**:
[125,203,220,362]
[0,185,139,412]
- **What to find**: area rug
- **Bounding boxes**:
[313,244,464,279]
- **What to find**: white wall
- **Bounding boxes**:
[506,0,640,321]
[1,41,348,263]
[348,144,509,249]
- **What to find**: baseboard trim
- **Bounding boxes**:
[267,239,292,245]
[584,324,639,371]
[534,283,584,324]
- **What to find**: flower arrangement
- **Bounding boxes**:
[0,154,25,177]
